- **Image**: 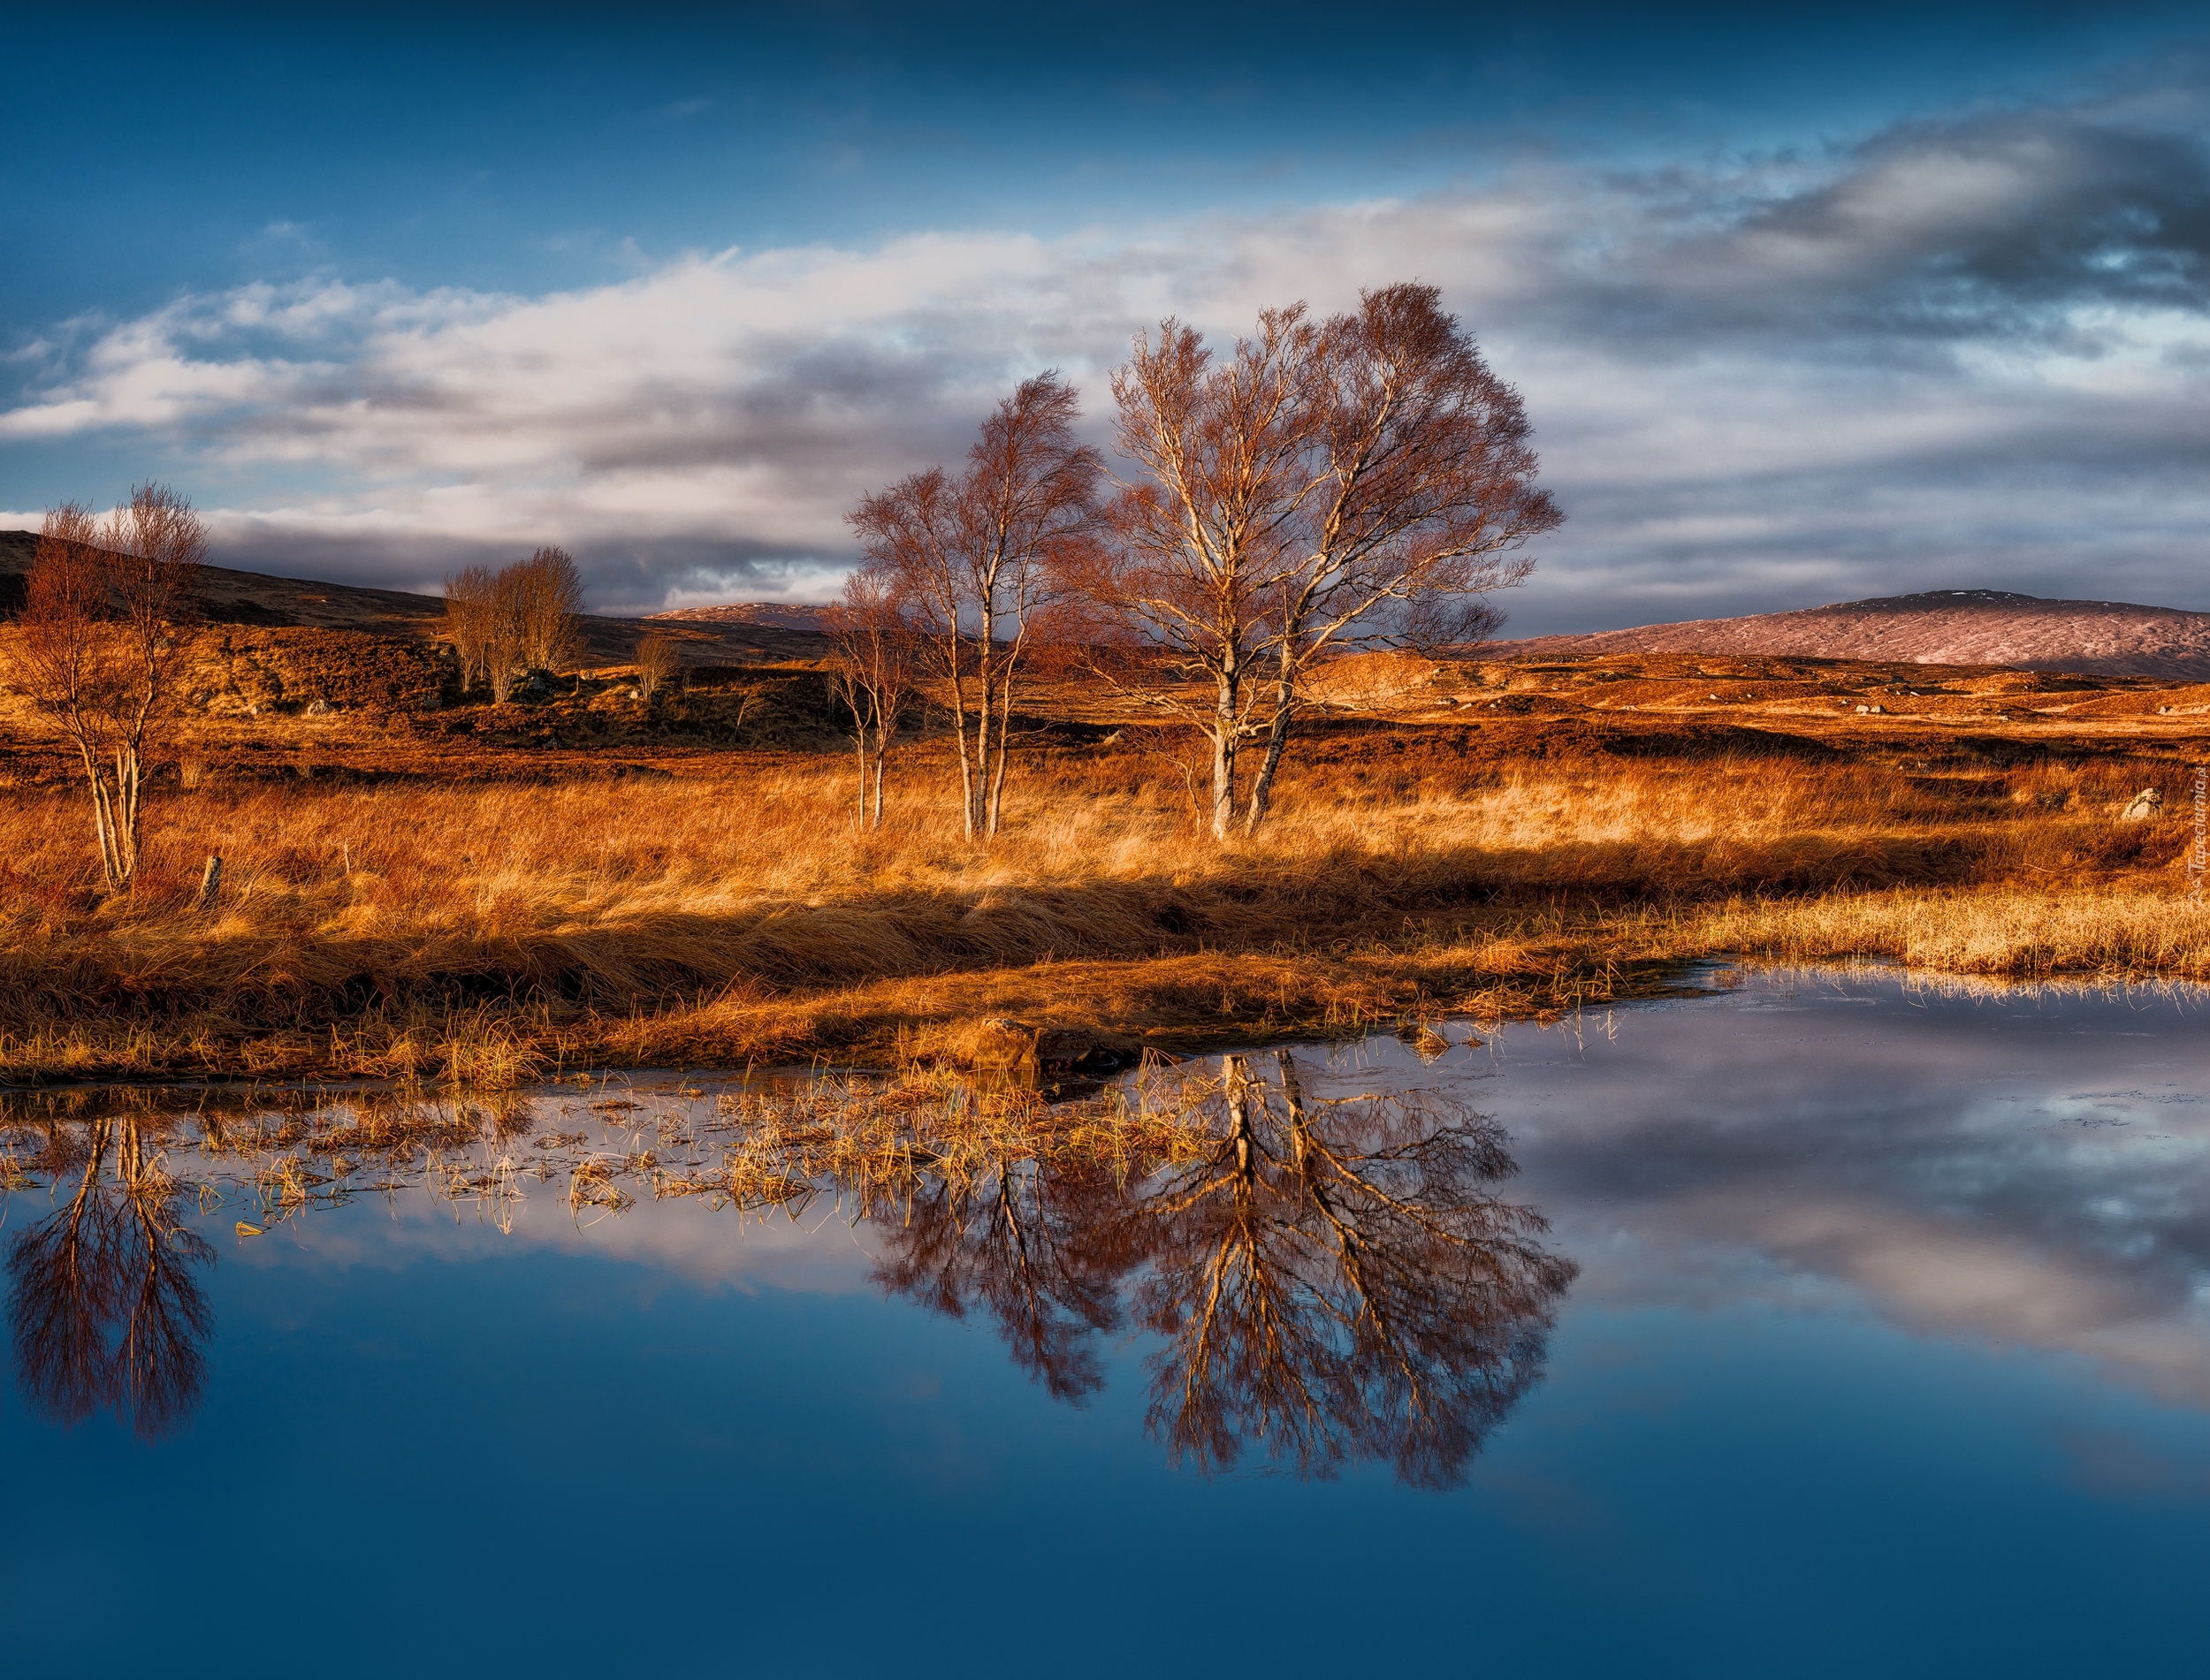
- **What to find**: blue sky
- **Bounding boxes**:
[4,2,2207,630]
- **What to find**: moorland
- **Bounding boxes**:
[1,597,2205,1088]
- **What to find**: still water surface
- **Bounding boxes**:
[4,968,2206,1678]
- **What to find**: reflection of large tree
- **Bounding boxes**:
[870,1053,1575,1486]
[871,1155,1126,1401]
[6,1117,214,1438]
[1117,1053,1574,1488]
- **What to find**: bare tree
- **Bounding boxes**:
[1080,289,1558,838]
[1242,285,1560,830]
[511,545,586,674]
[1078,309,1330,840]
[441,564,497,694]
[11,486,206,890]
[445,550,584,701]
[822,569,914,830]
[633,632,679,700]
[849,373,1099,840]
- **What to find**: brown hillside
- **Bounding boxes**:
[0,528,828,665]
[1482,589,2210,680]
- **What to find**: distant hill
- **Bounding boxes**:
[0,530,827,665]
[1482,589,2210,680]
[646,602,834,633]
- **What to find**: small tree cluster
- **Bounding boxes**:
[11,484,207,890]
[842,282,1558,841]
[442,547,586,699]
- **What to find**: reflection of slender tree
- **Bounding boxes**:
[871,1155,1127,1401]
[1115,1052,1575,1488]
[6,1117,214,1438]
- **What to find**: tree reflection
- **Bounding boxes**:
[6,1116,214,1439]
[0,1062,1574,1477]
[871,1053,1576,1487]
[1109,1052,1574,1487]
[872,1153,1127,1401]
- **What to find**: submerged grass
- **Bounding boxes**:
[0,1059,1217,1235]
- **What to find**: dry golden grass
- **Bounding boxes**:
[0,648,2206,1083]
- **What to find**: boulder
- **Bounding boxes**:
[2122,787,2164,821]
[952,1016,1138,1076]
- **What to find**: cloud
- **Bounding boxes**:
[4,94,2208,621]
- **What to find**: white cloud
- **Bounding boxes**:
[4,99,2208,621]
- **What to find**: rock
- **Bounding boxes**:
[1033,1028,1136,1076]
[2122,788,2163,821]
[964,1016,1037,1070]
[956,1017,1136,1076]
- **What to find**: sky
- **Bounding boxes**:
[3,1,2207,633]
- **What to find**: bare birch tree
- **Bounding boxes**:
[633,632,679,700]
[445,549,586,701]
[822,569,914,830]
[1078,309,1330,840]
[1080,289,1559,837]
[1242,284,1561,830]
[848,373,1097,840]
[442,565,497,694]
[511,545,586,674]
[11,486,206,891]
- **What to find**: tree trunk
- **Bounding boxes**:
[117,745,141,887]
[80,742,127,891]
[1243,653,1297,836]
[852,725,868,827]
[1210,668,1241,841]
[947,655,977,842]
[972,640,994,840]
[986,654,1017,839]
[91,783,118,888]
[1223,1053,1254,1177]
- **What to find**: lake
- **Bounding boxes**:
[4,966,2206,1678]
